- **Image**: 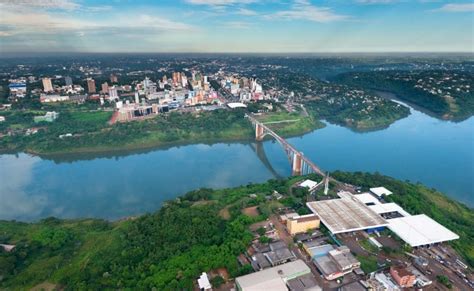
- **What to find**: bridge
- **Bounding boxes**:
[246,114,325,177]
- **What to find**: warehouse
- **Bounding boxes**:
[306,197,388,234]
[386,214,459,247]
[235,260,315,291]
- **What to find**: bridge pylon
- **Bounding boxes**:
[292,152,302,176]
[255,123,265,141]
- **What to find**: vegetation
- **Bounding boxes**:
[334,70,474,120]
[0,172,472,289]
[0,103,325,154]
[331,171,474,267]
[437,275,453,289]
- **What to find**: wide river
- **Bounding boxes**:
[1,97,473,221]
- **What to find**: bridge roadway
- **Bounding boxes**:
[246,114,325,177]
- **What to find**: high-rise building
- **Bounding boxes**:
[87,78,96,93]
[110,74,118,83]
[101,82,109,94]
[65,76,73,86]
[42,78,53,93]
[108,86,118,99]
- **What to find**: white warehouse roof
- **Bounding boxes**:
[368,203,411,217]
[300,179,319,189]
[307,197,388,234]
[387,214,459,247]
[354,193,381,205]
[370,187,393,197]
[227,102,247,109]
[235,260,311,291]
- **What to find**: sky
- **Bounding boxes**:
[0,0,473,53]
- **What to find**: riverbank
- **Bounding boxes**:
[0,109,326,156]
[0,172,472,289]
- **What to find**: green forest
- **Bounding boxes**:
[1,172,472,289]
[334,71,474,121]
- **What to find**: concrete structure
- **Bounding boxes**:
[287,214,320,235]
[65,76,73,86]
[40,94,69,103]
[306,197,388,234]
[227,102,247,109]
[235,260,311,291]
[0,244,16,252]
[287,273,322,291]
[303,243,334,260]
[0,116,5,122]
[374,272,400,290]
[390,266,416,288]
[108,86,118,99]
[101,82,109,94]
[386,214,459,247]
[370,187,393,198]
[42,78,54,92]
[87,78,96,93]
[197,272,212,291]
[313,246,360,280]
[248,115,324,176]
[299,179,320,193]
[34,111,59,123]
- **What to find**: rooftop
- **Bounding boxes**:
[306,197,388,234]
[286,273,322,291]
[235,260,311,291]
[387,214,459,247]
[300,179,319,189]
[370,187,393,197]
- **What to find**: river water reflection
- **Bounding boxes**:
[1,99,473,221]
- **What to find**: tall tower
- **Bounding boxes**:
[101,82,109,94]
[324,172,330,195]
[65,76,73,86]
[87,78,96,93]
[135,92,140,104]
[42,78,53,92]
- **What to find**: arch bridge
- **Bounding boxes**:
[246,114,325,177]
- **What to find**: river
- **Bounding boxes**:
[1,97,473,221]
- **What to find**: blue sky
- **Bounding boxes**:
[0,0,473,53]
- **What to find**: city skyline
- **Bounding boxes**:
[0,0,473,53]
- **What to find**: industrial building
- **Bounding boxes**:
[306,197,388,234]
[286,214,320,235]
[386,214,459,247]
[312,246,360,281]
[308,189,459,248]
[235,260,319,291]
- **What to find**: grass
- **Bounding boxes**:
[359,238,379,253]
[356,254,379,273]
[69,111,112,123]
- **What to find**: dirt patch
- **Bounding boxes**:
[219,207,231,220]
[191,200,215,207]
[31,282,60,291]
[241,206,260,217]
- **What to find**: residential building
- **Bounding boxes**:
[87,78,96,93]
[390,266,416,288]
[101,82,109,94]
[65,76,73,86]
[42,78,54,92]
[108,86,118,99]
[110,74,118,83]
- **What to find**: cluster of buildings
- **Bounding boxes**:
[218,74,267,102]
[306,187,459,248]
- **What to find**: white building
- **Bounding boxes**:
[42,78,54,93]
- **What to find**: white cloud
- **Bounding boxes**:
[268,0,348,23]
[185,0,256,5]
[356,0,398,4]
[434,3,474,12]
[0,0,80,10]
[223,21,253,29]
[237,7,258,15]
